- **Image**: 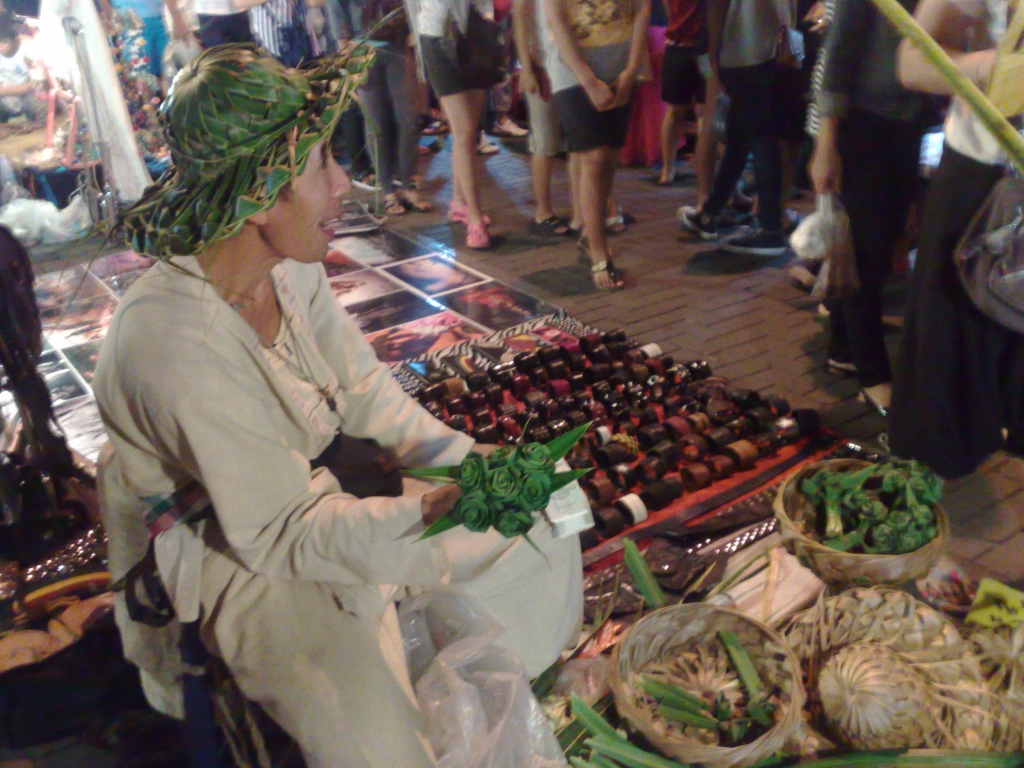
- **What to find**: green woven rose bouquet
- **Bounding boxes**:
[404,422,592,540]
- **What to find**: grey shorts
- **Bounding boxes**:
[525,90,564,156]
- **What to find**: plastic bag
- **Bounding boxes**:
[789,194,859,301]
[399,590,567,768]
[0,195,91,246]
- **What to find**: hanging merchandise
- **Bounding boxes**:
[37,0,152,205]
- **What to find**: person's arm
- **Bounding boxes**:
[304,264,477,469]
[808,0,871,194]
[0,81,35,96]
[611,0,651,107]
[545,0,614,109]
[897,0,996,94]
[706,0,728,86]
[164,0,194,42]
[512,0,539,93]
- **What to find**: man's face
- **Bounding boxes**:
[259,140,350,264]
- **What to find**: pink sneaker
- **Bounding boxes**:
[466,223,491,249]
[447,203,491,226]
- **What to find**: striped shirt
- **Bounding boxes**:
[249,0,324,61]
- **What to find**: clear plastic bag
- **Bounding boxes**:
[0,195,91,246]
[790,194,860,301]
[399,590,567,768]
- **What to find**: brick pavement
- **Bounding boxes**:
[389,136,1024,588]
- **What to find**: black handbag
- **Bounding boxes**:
[954,172,1024,334]
[454,6,506,89]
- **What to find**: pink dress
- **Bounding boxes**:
[619,25,668,167]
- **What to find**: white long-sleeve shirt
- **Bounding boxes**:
[94,256,475,714]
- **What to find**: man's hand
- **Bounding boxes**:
[422,483,461,526]
[470,442,501,457]
[583,77,615,111]
[808,142,842,195]
[610,68,638,109]
[520,64,539,94]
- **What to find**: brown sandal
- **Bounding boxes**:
[383,192,406,216]
[400,190,433,212]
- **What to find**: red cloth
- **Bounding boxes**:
[665,0,704,45]
[619,26,668,168]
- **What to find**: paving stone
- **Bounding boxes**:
[973,531,1024,583]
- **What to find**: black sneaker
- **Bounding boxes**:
[723,228,788,256]
[678,207,719,240]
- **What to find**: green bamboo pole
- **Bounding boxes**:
[869,0,1024,174]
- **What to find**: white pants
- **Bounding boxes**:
[197,494,583,768]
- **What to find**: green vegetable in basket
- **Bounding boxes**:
[824,483,846,539]
[641,677,710,714]
[623,539,667,610]
[655,704,721,730]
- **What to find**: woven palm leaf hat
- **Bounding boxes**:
[122,43,374,260]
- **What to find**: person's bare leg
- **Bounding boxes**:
[440,89,488,225]
[659,104,686,184]
[569,153,583,231]
[532,153,556,222]
[695,79,720,206]
[779,137,801,223]
[579,147,621,289]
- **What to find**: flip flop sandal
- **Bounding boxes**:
[383,193,406,216]
[578,236,626,291]
[527,216,570,237]
[605,215,626,234]
[401,191,433,212]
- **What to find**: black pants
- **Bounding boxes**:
[197,11,253,48]
[826,109,922,388]
[890,146,1024,479]
[333,103,372,174]
[704,61,783,232]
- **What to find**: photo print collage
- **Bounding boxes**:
[16,219,574,463]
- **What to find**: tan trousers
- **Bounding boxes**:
[197,494,582,768]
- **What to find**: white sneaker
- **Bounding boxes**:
[478,137,500,155]
[676,205,697,222]
[493,117,529,137]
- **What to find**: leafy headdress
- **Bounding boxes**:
[121,43,374,260]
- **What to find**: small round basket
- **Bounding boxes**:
[610,604,806,768]
[774,459,948,586]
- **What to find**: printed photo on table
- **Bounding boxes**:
[440,284,553,331]
[323,249,366,278]
[34,267,107,323]
[365,310,489,363]
[45,294,117,349]
[347,290,439,334]
[531,325,580,348]
[384,255,488,296]
[60,340,103,383]
[329,269,403,307]
[331,236,396,267]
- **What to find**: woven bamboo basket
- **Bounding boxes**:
[774,459,948,586]
[782,588,993,751]
[967,624,1024,751]
[611,604,806,768]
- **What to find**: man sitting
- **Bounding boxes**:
[0,16,44,123]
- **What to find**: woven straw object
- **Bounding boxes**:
[967,624,1024,751]
[611,604,806,768]
[783,588,992,751]
[774,459,948,586]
